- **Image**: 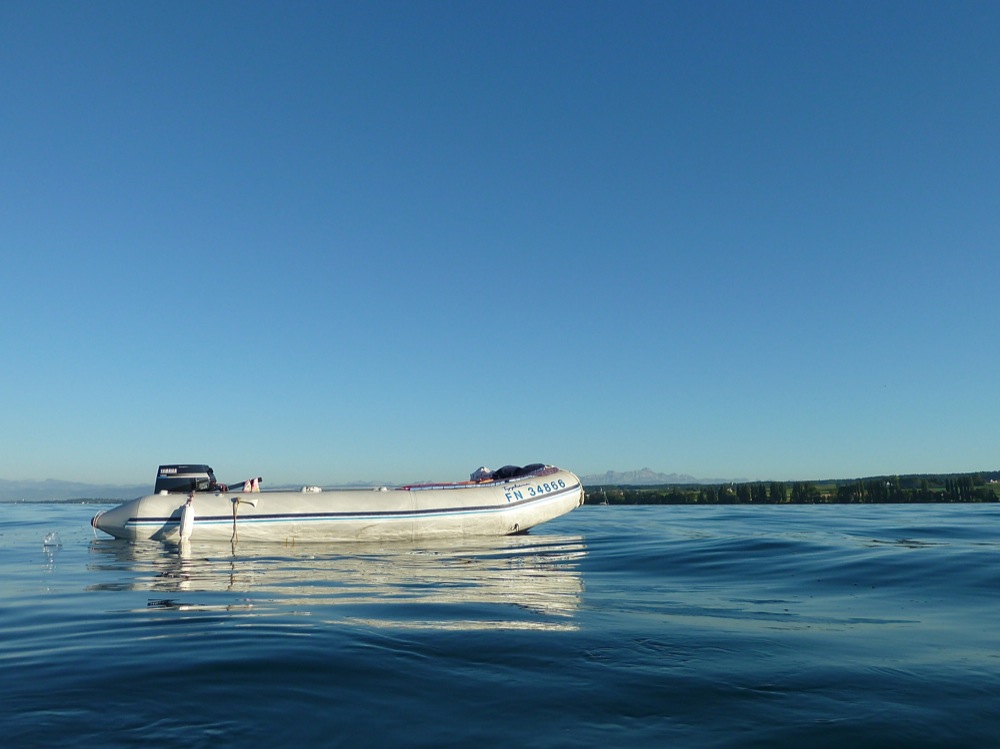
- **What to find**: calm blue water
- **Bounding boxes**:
[2,502,998,748]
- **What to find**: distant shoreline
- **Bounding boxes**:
[4,470,998,505]
[585,471,1000,504]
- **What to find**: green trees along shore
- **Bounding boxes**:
[585,472,1000,504]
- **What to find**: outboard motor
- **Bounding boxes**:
[154,464,218,494]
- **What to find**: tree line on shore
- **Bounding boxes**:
[584,472,1000,505]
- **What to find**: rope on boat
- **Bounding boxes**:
[230,496,258,543]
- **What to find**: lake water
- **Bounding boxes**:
[2,502,998,748]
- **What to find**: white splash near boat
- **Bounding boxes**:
[92,463,585,543]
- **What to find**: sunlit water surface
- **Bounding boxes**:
[2,502,998,748]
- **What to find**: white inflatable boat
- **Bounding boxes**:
[92,463,585,543]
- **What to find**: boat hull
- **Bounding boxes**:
[92,467,584,543]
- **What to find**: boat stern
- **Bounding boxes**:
[92,497,144,540]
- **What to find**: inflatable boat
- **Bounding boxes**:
[92,463,584,543]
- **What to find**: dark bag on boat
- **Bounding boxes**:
[492,464,546,480]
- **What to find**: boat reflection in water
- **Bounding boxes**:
[87,533,586,631]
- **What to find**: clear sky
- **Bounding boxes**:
[2,1,998,486]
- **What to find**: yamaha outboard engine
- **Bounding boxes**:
[154,464,217,494]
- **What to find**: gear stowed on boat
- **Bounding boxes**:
[92,463,585,543]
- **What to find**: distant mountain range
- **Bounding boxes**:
[580,468,737,485]
[1,468,728,501]
[0,478,149,503]
[0,477,407,502]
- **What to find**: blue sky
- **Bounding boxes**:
[2,1,998,486]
